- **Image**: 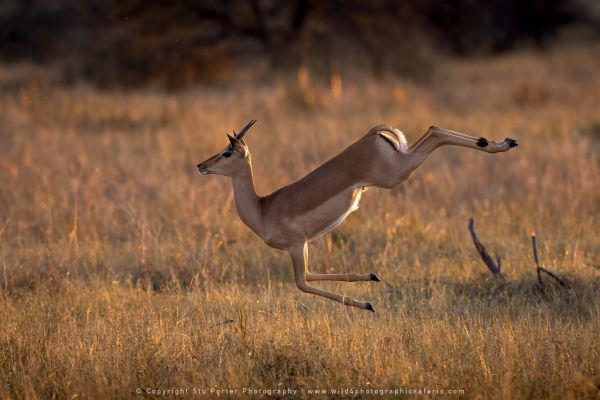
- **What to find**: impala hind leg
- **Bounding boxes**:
[409,126,518,155]
[288,243,375,312]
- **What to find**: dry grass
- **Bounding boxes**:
[1,45,599,399]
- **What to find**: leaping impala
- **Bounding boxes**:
[197,120,517,312]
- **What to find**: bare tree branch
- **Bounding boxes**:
[531,233,569,289]
[468,218,502,276]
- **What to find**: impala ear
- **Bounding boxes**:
[232,130,248,146]
[226,134,248,156]
[227,134,240,147]
[227,133,247,148]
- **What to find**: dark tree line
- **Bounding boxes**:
[0,0,596,87]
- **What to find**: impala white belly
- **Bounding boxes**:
[311,187,364,240]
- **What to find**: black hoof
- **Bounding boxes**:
[505,137,518,147]
[369,272,381,282]
[365,302,375,312]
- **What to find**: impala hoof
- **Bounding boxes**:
[369,273,381,282]
[505,138,518,147]
[365,302,375,312]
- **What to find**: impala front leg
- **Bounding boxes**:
[288,243,375,312]
[303,244,381,282]
[306,272,380,282]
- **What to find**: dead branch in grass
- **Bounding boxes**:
[468,218,502,276]
[467,219,570,292]
[531,234,569,289]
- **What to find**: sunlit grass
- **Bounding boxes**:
[0,45,599,399]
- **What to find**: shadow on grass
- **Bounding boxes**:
[382,273,600,321]
[2,261,599,324]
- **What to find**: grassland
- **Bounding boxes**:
[0,44,599,399]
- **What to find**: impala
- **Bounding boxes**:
[197,120,517,312]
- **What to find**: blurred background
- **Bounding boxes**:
[1,2,600,398]
[1,0,599,87]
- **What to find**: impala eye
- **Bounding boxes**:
[222,151,232,158]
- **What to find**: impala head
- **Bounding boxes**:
[197,120,256,176]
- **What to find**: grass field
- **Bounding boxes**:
[0,44,599,399]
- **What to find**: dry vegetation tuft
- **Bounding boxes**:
[0,45,599,399]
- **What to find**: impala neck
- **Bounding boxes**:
[229,162,261,236]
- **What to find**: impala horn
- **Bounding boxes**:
[234,119,257,141]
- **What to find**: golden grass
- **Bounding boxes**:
[0,45,599,399]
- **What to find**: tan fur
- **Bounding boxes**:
[197,124,518,311]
